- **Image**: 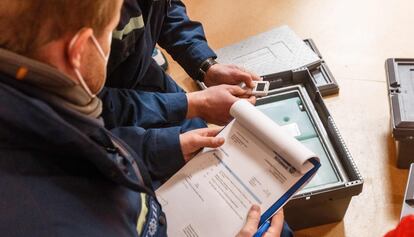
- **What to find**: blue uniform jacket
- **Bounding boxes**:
[100,0,216,178]
[0,70,168,237]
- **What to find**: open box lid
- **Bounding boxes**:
[252,38,340,96]
[386,58,414,140]
[198,37,340,97]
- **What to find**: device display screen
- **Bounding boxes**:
[256,83,266,91]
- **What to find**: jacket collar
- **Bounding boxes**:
[0,48,102,118]
[0,49,154,195]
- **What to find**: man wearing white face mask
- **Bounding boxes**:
[70,32,110,98]
[0,1,285,237]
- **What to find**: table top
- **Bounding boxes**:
[165,0,414,236]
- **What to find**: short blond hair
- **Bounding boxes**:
[0,1,119,56]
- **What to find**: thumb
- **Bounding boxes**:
[194,127,223,137]
[246,205,261,228]
[237,73,255,88]
[232,66,258,88]
[194,135,225,149]
[237,205,261,237]
[226,85,249,97]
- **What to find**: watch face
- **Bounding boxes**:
[200,58,217,74]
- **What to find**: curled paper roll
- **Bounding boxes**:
[230,99,319,174]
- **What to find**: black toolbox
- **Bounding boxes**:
[200,38,362,230]
[256,39,362,230]
[385,59,414,169]
[258,64,363,230]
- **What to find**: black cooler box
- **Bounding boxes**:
[199,39,363,230]
[386,59,414,169]
[258,65,363,230]
[255,40,362,230]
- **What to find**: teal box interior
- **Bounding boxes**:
[258,68,363,230]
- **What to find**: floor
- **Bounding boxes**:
[164,1,414,236]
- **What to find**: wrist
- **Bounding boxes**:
[199,58,218,82]
[186,91,206,119]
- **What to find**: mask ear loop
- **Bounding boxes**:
[73,68,95,98]
[90,35,109,61]
[68,33,96,98]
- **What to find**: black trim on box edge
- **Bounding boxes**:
[263,68,363,229]
[264,68,364,199]
[386,58,414,139]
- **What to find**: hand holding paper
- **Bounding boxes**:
[180,127,225,162]
[186,85,256,125]
[157,99,320,237]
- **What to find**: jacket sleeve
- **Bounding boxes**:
[111,125,185,181]
[99,87,188,129]
[100,87,187,180]
[158,0,217,81]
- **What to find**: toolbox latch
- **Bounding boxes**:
[389,88,401,94]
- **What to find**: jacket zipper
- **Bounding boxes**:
[107,133,146,187]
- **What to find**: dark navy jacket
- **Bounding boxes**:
[100,0,216,169]
[0,69,169,236]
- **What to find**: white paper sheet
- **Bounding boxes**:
[156,100,319,237]
[230,100,317,174]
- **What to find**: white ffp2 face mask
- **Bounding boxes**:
[70,33,111,98]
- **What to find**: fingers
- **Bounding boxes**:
[189,127,225,149]
[194,127,223,137]
[237,205,261,237]
[180,129,225,162]
[244,68,261,82]
[204,63,261,88]
[251,73,261,81]
[226,84,249,96]
[195,135,225,148]
[234,71,255,88]
[224,85,256,101]
[262,210,284,237]
[232,65,261,87]
[246,96,257,105]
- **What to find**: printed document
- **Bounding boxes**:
[156,100,320,237]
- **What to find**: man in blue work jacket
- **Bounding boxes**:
[0,1,287,236]
[99,0,260,183]
[98,1,293,235]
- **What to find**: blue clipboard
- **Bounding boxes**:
[254,158,320,236]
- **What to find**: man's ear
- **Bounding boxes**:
[67,28,93,69]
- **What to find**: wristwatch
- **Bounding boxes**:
[199,58,218,80]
